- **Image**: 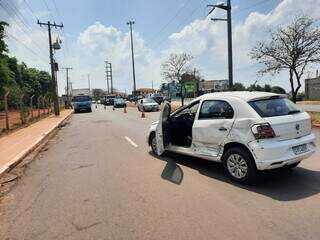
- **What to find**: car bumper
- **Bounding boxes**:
[144,106,159,111]
[248,133,316,170]
[74,105,91,110]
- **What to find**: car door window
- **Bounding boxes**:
[175,101,200,117]
[199,100,234,119]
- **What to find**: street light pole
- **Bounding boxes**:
[208,0,233,89]
[62,67,72,108]
[127,20,136,95]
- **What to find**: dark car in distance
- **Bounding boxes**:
[104,94,116,106]
[114,98,127,108]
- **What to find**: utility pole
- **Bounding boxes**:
[208,0,233,89]
[37,20,63,115]
[62,67,72,109]
[105,61,113,94]
[105,62,110,94]
[88,74,91,90]
[127,20,136,95]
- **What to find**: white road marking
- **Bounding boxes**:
[125,136,138,148]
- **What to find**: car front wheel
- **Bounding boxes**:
[150,132,158,155]
[222,147,257,184]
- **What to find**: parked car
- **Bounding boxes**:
[72,95,92,113]
[114,98,127,108]
[104,95,116,106]
[151,93,164,104]
[146,91,316,183]
[138,98,160,112]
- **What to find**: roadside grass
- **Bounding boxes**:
[308,112,320,125]
[297,101,320,105]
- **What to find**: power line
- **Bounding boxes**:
[0,2,48,57]
[148,0,193,45]
[50,0,70,56]
[153,0,206,49]
[52,0,62,21]
[6,34,48,62]
[233,0,274,15]
[23,0,49,40]
[42,0,56,22]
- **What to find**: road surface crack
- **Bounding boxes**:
[71,221,101,231]
[72,164,95,171]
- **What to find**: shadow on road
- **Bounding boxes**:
[150,151,320,201]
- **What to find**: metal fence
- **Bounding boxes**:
[0,91,54,135]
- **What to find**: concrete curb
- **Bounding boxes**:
[0,111,73,178]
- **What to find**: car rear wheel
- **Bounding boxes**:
[150,132,157,155]
[222,147,257,184]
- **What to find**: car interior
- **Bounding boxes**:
[167,101,200,147]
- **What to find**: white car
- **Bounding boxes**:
[147,91,316,183]
[138,98,160,112]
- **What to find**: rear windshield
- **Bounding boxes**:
[72,96,91,102]
[248,97,300,117]
[144,98,155,103]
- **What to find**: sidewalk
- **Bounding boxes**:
[0,110,73,176]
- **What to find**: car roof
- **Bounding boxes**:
[197,91,283,102]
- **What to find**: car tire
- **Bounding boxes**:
[283,161,300,169]
[74,109,78,113]
[89,108,92,112]
[149,132,158,155]
[222,147,258,184]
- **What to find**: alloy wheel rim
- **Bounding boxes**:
[227,154,248,179]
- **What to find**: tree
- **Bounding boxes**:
[0,21,8,55]
[271,86,286,94]
[250,16,320,103]
[161,53,193,105]
[92,88,105,100]
[231,82,246,91]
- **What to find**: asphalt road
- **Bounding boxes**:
[0,105,319,240]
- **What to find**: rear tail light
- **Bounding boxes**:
[251,123,275,139]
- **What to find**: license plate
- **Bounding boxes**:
[292,144,308,155]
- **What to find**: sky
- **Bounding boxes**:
[1,0,320,95]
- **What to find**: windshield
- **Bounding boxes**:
[249,97,300,117]
[72,96,91,102]
[106,95,115,99]
[115,98,125,103]
[143,98,156,103]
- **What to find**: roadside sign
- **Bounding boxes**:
[184,81,197,93]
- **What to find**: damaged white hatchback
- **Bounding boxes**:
[147,91,316,183]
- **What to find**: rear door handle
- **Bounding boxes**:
[218,127,228,131]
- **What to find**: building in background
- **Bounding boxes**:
[305,73,320,100]
[134,88,157,96]
[72,88,92,97]
[199,80,229,93]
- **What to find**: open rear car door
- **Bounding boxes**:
[155,102,171,156]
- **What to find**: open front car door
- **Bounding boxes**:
[155,102,171,156]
